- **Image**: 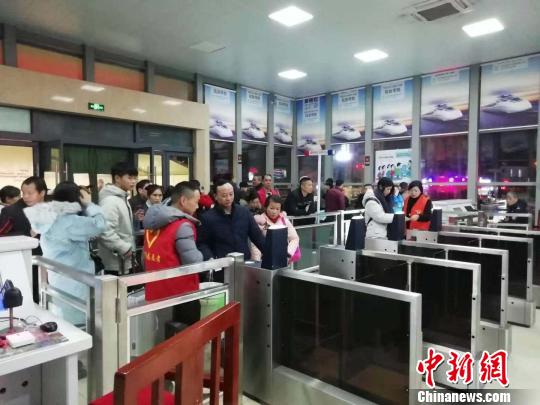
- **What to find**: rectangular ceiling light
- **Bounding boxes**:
[278,69,307,80]
[163,100,183,106]
[462,18,504,37]
[354,49,388,62]
[269,6,313,27]
[51,95,74,103]
[132,108,146,114]
[81,84,105,92]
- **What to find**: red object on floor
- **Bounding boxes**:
[90,385,174,405]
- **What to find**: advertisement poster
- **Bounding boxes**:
[421,68,470,135]
[375,148,412,183]
[480,54,540,130]
[240,87,268,142]
[331,88,366,144]
[204,84,236,142]
[273,95,294,145]
[373,79,413,139]
[296,95,326,154]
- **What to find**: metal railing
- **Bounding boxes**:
[33,253,244,402]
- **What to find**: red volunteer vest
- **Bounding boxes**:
[144,219,200,301]
[405,194,431,231]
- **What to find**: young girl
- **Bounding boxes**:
[251,195,300,264]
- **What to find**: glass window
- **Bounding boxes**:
[154,75,194,101]
[478,185,536,212]
[333,143,365,184]
[242,142,266,181]
[168,154,190,186]
[274,146,292,183]
[421,135,468,181]
[479,130,537,182]
[373,139,412,183]
[424,184,468,201]
[0,106,31,133]
[298,156,323,182]
[210,141,234,181]
[95,62,144,91]
[136,153,163,186]
[0,145,34,188]
[16,44,83,80]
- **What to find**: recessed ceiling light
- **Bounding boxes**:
[462,18,504,37]
[51,95,74,103]
[163,100,183,106]
[269,6,313,27]
[354,49,388,63]
[81,84,105,92]
[278,69,307,80]
[132,108,146,114]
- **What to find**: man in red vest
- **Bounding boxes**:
[143,181,202,324]
[257,174,280,206]
[404,180,433,231]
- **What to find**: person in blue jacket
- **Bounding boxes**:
[197,179,265,281]
[24,181,106,324]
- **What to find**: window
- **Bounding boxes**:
[95,62,144,91]
[478,185,535,212]
[154,75,194,101]
[424,184,467,201]
[16,44,83,80]
[0,145,34,188]
[0,106,31,133]
[242,143,266,181]
[274,146,292,183]
[298,156,323,182]
[210,141,234,181]
[421,135,468,181]
[479,130,537,182]
[333,143,365,184]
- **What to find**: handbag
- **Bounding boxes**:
[280,216,301,263]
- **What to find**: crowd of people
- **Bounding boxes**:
[0,165,531,325]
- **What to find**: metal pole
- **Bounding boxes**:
[317,154,322,213]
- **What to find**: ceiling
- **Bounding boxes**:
[1,0,539,97]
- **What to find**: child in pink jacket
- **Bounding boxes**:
[250,195,300,264]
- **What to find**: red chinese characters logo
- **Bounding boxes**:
[479,350,509,387]
[417,348,509,387]
[446,350,474,385]
[416,348,445,388]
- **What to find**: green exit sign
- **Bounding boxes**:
[88,102,105,112]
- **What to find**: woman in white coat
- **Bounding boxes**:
[363,177,395,239]
[251,195,300,264]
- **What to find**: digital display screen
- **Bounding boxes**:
[278,276,411,404]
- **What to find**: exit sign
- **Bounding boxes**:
[88,102,105,112]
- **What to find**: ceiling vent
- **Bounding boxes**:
[406,0,473,22]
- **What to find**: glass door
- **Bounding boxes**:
[0,143,36,188]
[39,140,65,189]
[163,152,191,187]
[133,147,161,186]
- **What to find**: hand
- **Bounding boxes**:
[411,214,420,221]
[135,209,145,221]
[79,188,92,207]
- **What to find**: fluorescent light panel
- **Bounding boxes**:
[51,95,74,103]
[163,100,183,106]
[268,6,313,27]
[132,108,146,114]
[278,69,307,80]
[462,18,504,37]
[354,49,388,62]
[81,84,105,92]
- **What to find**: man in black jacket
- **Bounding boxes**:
[0,176,47,303]
[197,179,265,281]
[504,191,529,224]
[284,176,316,225]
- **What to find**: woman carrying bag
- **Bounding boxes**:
[363,177,395,240]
